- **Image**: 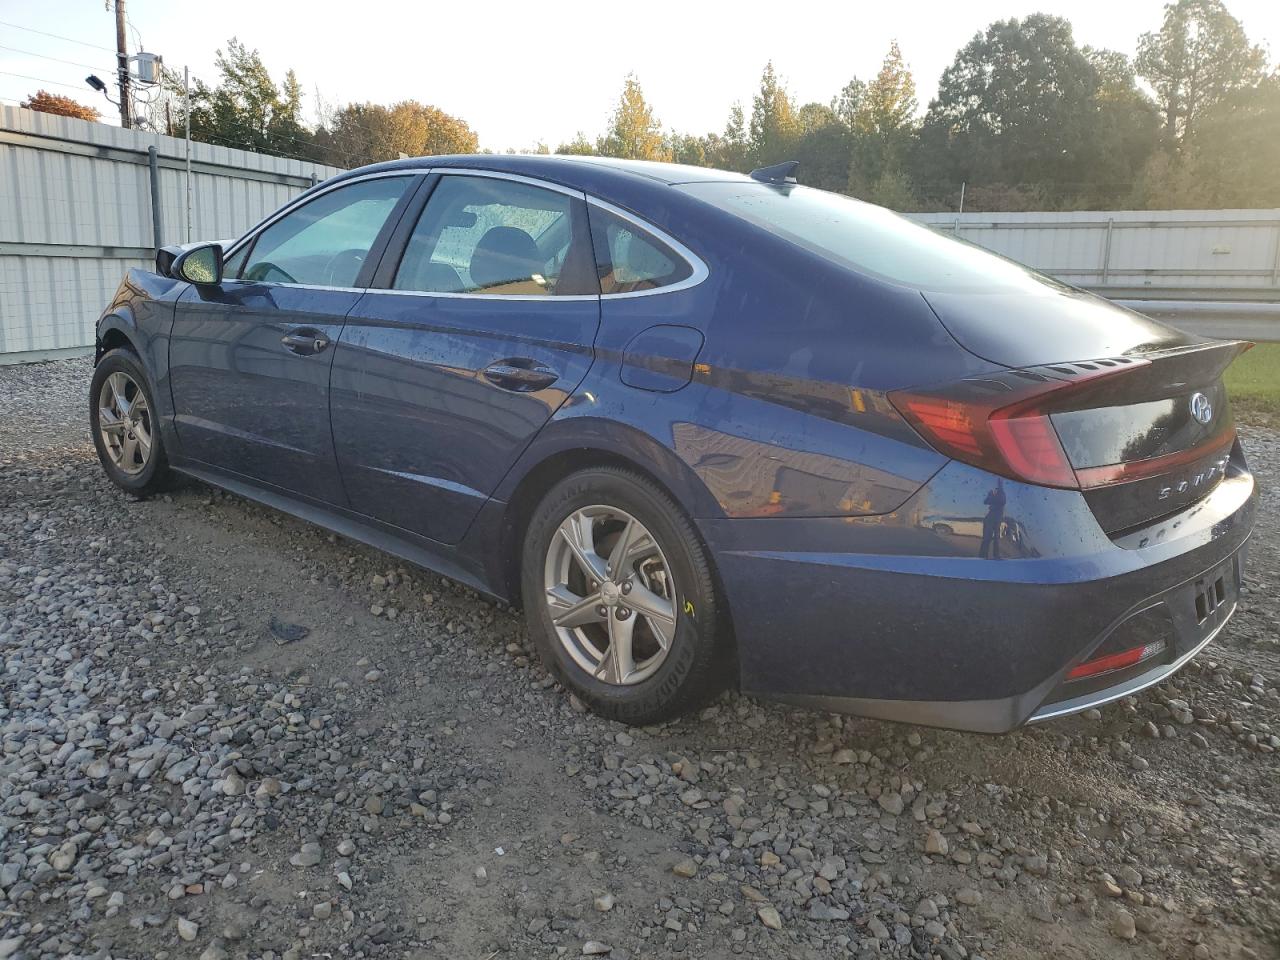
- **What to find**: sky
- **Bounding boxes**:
[1,0,1278,154]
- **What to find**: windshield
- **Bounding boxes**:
[677,181,1055,293]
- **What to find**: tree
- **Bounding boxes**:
[668,132,707,166]
[1146,69,1280,207]
[21,90,99,122]
[1084,48,1160,205]
[317,100,478,167]
[831,78,867,131]
[185,38,312,156]
[708,103,751,171]
[791,111,852,192]
[597,75,667,160]
[554,132,597,155]
[749,62,799,165]
[917,15,1103,205]
[1136,0,1267,148]
[846,42,919,205]
[863,41,917,136]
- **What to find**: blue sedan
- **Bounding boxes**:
[89,155,1256,731]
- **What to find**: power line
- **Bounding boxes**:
[0,69,100,95]
[0,43,114,73]
[0,19,116,54]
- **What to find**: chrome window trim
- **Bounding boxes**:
[438,167,588,201]
[217,279,367,295]
[216,165,710,301]
[220,168,430,263]
[366,288,599,303]
[585,197,710,299]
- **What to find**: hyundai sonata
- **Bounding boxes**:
[90,155,1256,731]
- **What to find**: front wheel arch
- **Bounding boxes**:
[95,316,142,365]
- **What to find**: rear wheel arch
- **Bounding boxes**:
[501,448,684,601]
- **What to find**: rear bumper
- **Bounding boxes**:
[700,457,1256,733]
[1027,609,1232,723]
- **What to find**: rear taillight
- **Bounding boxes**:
[889,363,1148,490]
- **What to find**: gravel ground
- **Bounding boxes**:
[1,356,1277,960]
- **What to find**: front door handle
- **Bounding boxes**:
[482,359,559,392]
[281,329,330,356]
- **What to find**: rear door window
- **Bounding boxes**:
[393,175,596,296]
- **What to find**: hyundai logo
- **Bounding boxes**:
[1189,392,1214,424]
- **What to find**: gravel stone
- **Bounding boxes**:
[1,357,1276,960]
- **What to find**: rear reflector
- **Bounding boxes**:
[1066,640,1166,681]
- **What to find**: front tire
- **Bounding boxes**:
[521,467,727,725]
[90,347,172,497]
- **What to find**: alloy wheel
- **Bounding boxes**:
[97,372,153,475]
[543,505,678,685]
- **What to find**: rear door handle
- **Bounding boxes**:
[482,359,559,392]
[281,329,330,356]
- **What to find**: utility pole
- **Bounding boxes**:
[114,0,131,129]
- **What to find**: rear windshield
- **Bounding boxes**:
[676,181,1052,293]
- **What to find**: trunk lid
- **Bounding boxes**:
[908,290,1248,534]
[920,286,1196,369]
[1040,343,1245,534]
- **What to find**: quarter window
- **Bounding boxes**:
[241,176,411,287]
[588,206,693,294]
[394,176,596,296]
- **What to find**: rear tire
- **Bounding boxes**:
[90,348,172,497]
[521,466,727,725]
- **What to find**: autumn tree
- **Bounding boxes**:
[863,41,917,136]
[316,100,478,166]
[1136,0,1267,148]
[847,41,920,206]
[21,90,100,122]
[597,75,667,160]
[748,62,799,165]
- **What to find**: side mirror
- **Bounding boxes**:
[172,243,224,285]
